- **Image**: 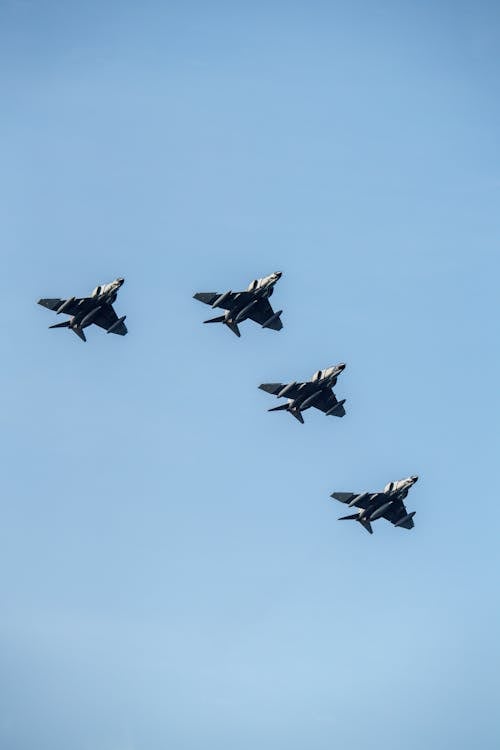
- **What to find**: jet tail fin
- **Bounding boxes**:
[203,316,241,337]
[338,514,373,534]
[268,403,304,423]
[49,320,86,342]
[72,327,86,342]
[225,320,241,337]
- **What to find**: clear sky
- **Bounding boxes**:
[1,2,499,748]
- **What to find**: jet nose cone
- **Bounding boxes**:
[411,475,419,483]
[117,277,125,285]
[274,272,282,279]
[338,363,346,371]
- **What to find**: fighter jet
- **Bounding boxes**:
[331,476,419,534]
[193,272,283,337]
[38,278,127,342]
[259,364,346,423]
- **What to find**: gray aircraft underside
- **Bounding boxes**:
[193,272,283,337]
[331,476,418,533]
[259,364,346,423]
[38,278,127,342]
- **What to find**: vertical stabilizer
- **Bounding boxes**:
[338,513,373,534]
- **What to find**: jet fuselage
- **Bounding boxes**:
[65,279,125,331]
[284,364,346,412]
[91,278,125,304]
[356,476,418,525]
[224,272,281,324]
[383,475,419,500]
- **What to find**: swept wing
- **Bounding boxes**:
[38,297,92,316]
[382,498,415,528]
[246,298,283,330]
[331,492,383,509]
[93,305,127,335]
[193,291,244,310]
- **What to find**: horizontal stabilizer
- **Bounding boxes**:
[202,314,240,337]
[49,319,86,341]
[268,403,289,412]
[338,513,373,534]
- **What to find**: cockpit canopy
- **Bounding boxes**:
[91,279,123,298]
[311,366,337,382]
[384,478,413,494]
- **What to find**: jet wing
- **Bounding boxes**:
[259,382,285,395]
[193,292,221,306]
[193,291,248,310]
[93,304,128,335]
[331,492,384,510]
[38,297,93,316]
[258,381,309,397]
[313,390,346,417]
[247,299,283,330]
[382,499,415,528]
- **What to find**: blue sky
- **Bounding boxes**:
[1,2,499,748]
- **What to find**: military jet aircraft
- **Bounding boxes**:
[38,278,127,342]
[331,475,418,534]
[259,364,346,423]
[193,272,283,337]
